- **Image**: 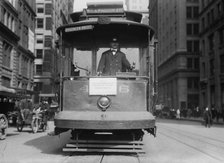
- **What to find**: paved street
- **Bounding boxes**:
[0,120,224,163]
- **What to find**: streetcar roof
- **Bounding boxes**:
[56,18,154,49]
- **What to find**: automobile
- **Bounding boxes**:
[161,106,170,118]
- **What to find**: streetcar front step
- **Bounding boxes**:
[63,140,145,153]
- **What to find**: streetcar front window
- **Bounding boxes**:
[72,47,140,77]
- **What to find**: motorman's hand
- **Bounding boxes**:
[97,71,102,76]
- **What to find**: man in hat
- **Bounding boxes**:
[97,38,132,75]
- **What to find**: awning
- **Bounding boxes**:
[0,85,16,93]
[0,85,16,97]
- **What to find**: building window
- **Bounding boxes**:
[217,3,222,16]
[1,77,11,87]
[194,58,199,69]
[210,59,214,76]
[202,62,206,78]
[45,3,52,15]
[37,7,44,13]
[36,65,43,75]
[220,55,224,73]
[187,40,199,53]
[36,39,43,44]
[186,7,192,18]
[219,28,224,45]
[193,24,199,35]
[44,36,52,47]
[36,49,43,59]
[187,41,192,52]
[34,82,42,92]
[2,41,12,68]
[193,6,199,18]
[186,6,199,19]
[194,40,199,52]
[187,58,199,69]
[187,24,192,35]
[187,23,199,35]
[36,18,44,28]
[187,58,193,68]
[45,17,52,30]
[187,77,199,89]
[201,17,205,31]
[202,0,204,8]
[21,56,28,77]
[208,34,214,51]
[211,9,214,23]
[207,12,210,25]
[43,50,52,72]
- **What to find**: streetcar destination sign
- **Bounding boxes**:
[65,25,94,32]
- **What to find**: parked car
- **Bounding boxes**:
[160,107,176,119]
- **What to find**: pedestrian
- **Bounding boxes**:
[221,109,224,123]
[176,108,180,119]
[0,114,8,140]
[195,106,200,118]
[97,37,132,76]
[216,110,220,123]
[211,107,216,120]
[203,107,212,128]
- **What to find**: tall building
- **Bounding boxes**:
[199,0,224,112]
[125,0,149,24]
[155,0,200,111]
[149,0,159,103]
[34,0,74,103]
[0,0,36,114]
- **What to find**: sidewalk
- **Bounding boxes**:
[181,117,224,125]
[157,116,224,125]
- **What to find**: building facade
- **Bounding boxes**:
[34,0,74,103]
[199,0,224,112]
[0,0,36,114]
[125,0,149,24]
[155,0,200,112]
[149,0,159,104]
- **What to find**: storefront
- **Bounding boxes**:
[0,85,17,115]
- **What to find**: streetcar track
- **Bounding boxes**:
[99,154,104,163]
[60,153,144,163]
[159,131,223,162]
[159,125,224,149]
[61,155,73,163]
[159,124,224,143]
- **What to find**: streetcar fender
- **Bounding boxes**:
[49,127,70,136]
[144,126,157,137]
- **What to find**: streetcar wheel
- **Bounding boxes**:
[31,119,39,133]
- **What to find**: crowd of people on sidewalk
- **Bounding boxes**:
[202,106,224,128]
[175,106,224,128]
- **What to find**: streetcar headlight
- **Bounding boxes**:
[97,96,111,111]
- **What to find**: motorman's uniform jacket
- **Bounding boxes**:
[97,50,131,75]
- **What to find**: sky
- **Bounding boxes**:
[73,0,126,11]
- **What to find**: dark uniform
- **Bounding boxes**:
[97,50,131,75]
[203,108,212,127]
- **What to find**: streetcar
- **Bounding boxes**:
[54,2,156,153]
